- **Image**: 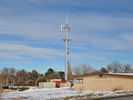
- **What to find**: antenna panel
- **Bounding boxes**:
[67,24,72,31]
[61,25,65,31]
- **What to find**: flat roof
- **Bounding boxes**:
[108,73,133,76]
[74,73,133,78]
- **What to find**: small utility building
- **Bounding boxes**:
[74,73,133,91]
[39,82,55,88]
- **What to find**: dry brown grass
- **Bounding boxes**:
[112,86,123,92]
[2,97,32,100]
[97,92,104,96]
[78,86,84,94]
[116,91,128,94]
[0,85,3,93]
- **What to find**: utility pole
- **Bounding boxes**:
[61,15,72,81]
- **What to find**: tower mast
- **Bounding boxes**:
[61,15,71,81]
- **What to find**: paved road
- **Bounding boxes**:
[97,95,133,100]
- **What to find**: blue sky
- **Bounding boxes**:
[0,0,133,73]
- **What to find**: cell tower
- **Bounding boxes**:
[61,15,72,81]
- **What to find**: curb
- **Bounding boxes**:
[93,94,133,100]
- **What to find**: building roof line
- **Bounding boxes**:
[74,73,133,78]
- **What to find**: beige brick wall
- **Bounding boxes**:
[74,75,133,91]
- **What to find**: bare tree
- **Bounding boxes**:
[81,64,94,74]
[106,61,123,73]
[106,61,133,73]
[10,68,16,76]
[15,69,28,86]
[9,68,16,86]
[72,64,94,75]
[0,74,3,84]
[123,64,133,73]
[1,67,9,77]
[1,67,9,86]
[72,66,82,75]
[1,67,17,86]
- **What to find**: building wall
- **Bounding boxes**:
[60,82,71,88]
[74,74,133,91]
[50,79,61,82]
[39,82,55,88]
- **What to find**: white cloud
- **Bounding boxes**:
[71,15,133,31]
[27,0,133,10]
[0,43,64,60]
[69,52,107,61]
[0,42,109,61]
[0,1,133,63]
[71,31,133,50]
[122,33,133,43]
[0,11,133,55]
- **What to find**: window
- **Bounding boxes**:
[75,79,83,84]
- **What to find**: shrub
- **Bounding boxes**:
[37,77,47,86]
[18,87,29,91]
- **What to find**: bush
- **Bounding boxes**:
[37,77,47,86]
[10,87,17,90]
[18,87,29,91]
[11,87,29,91]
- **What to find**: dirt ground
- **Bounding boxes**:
[1,89,16,93]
